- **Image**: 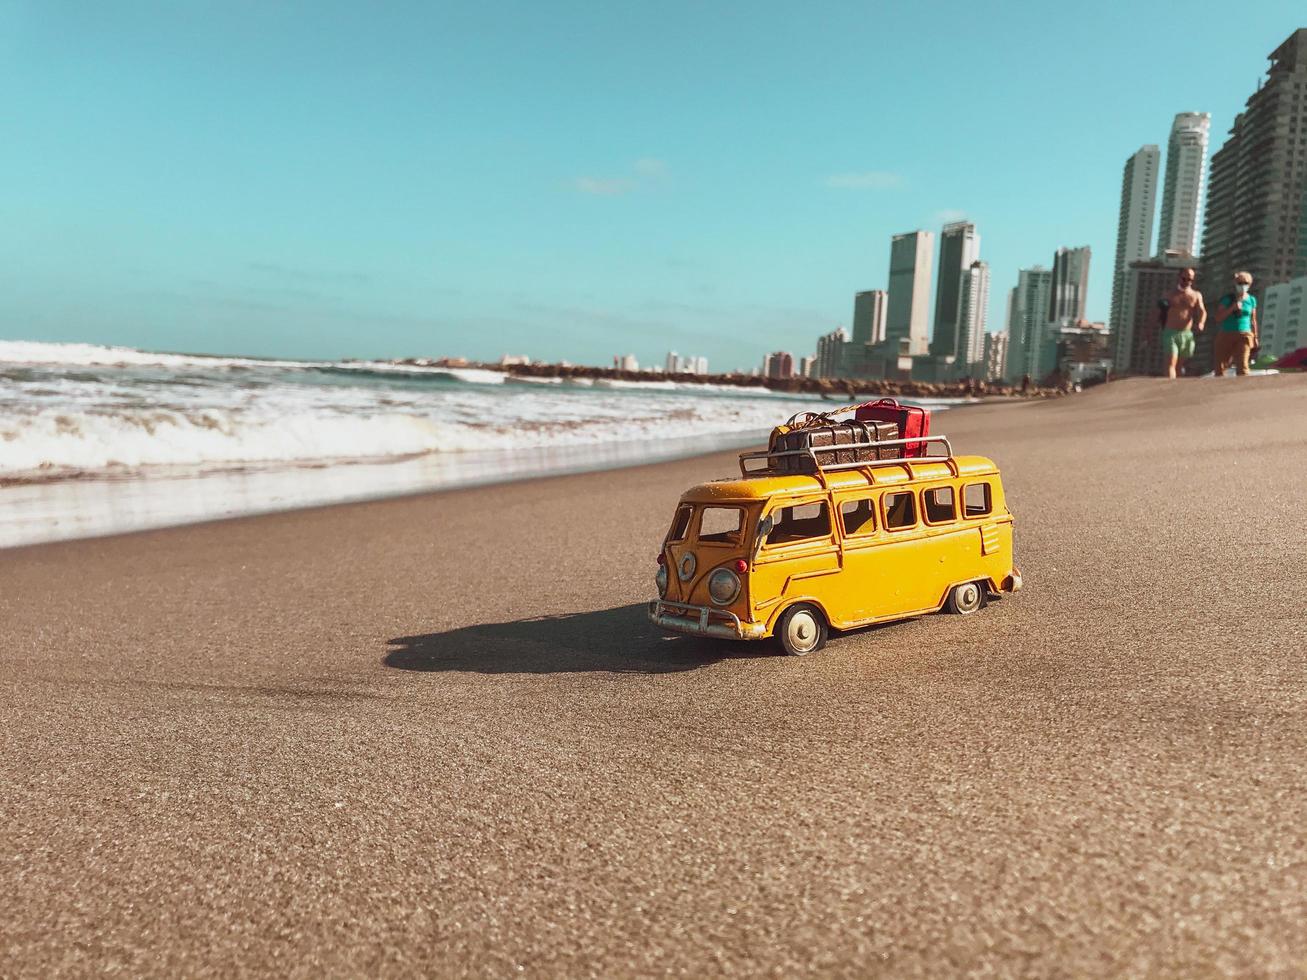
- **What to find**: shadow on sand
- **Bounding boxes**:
[384,603,777,675]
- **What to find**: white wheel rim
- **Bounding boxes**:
[958,584,980,610]
[786,611,819,653]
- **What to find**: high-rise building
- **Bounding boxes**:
[1198,29,1307,369]
[886,230,935,356]
[692,356,709,375]
[1158,112,1210,257]
[982,331,1009,382]
[930,222,980,358]
[851,290,888,345]
[614,354,639,371]
[1117,253,1194,376]
[1048,246,1092,323]
[1260,275,1307,360]
[1109,146,1161,360]
[799,355,816,378]
[815,327,848,378]
[763,352,794,379]
[665,351,679,373]
[1004,285,1021,381]
[1005,266,1053,383]
[955,260,990,377]
[1053,321,1113,384]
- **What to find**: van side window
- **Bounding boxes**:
[699,507,743,543]
[923,486,956,524]
[839,497,876,536]
[963,482,993,518]
[668,506,693,541]
[766,501,831,545]
[883,491,916,530]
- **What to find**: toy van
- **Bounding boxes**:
[648,432,1021,656]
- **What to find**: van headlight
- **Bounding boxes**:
[655,565,668,596]
[707,567,740,605]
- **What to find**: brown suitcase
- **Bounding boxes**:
[768,419,900,473]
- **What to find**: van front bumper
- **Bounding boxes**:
[648,600,767,640]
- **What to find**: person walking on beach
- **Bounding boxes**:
[1158,268,1206,378]
[1212,271,1259,376]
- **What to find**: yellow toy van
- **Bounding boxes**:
[648,433,1021,656]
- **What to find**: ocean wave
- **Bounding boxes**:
[311,361,507,385]
[0,340,311,371]
[0,407,522,476]
[0,396,765,476]
[0,393,877,478]
[0,341,514,387]
[0,339,964,481]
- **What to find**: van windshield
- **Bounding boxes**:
[668,505,693,542]
[698,506,743,544]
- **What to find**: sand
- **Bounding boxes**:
[2,376,1306,976]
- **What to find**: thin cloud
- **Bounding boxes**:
[247,261,372,285]
[573,176,638,196]
[634,157,668,177]
[572,159,669,196]
[824,171,904,190]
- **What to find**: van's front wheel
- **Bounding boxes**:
[946,581,986,615]
[776,604,828,656]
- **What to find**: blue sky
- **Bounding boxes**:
[0,1,1302,371]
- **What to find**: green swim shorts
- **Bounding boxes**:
[1162,328,1196,360]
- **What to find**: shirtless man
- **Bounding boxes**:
[1158,268,1206,378]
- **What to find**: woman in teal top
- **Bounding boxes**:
[1212,271,1260,376]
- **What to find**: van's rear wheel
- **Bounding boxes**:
[946,581,986,615]
[776,604,827,656]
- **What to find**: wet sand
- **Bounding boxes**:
[3,376,1306,976]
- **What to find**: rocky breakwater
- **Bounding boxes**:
[419,360,1072,400]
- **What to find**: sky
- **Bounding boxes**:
[1,1,1303,371]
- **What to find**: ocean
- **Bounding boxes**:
[0,340,970,548]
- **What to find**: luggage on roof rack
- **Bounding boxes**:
[853,398,931,458]
[765,419,900,474]
[739,433,955,479]
[739,399,952,481]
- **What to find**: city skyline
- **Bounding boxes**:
[1,5,1304,372]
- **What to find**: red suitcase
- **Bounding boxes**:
[853,398,931,457]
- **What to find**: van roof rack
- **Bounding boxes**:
[738,434,957,486]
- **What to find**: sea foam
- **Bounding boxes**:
[1,340,962,481]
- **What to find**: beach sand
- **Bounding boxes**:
[3,376,1306,976]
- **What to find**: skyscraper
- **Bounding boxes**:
[930,222,980,358]
[1259,275,1307,360]
[764,352,794,379]
[1048,246,1092,323]
[886,230,935,356]
[955,260,990,377]
[1158,112,1210,257]
[1109,145,1160,368]
[851,290,888,345]
[1199,28,1307,370]
[1117,253,1195,376]
[815,327,848,378]
[1005,266,1053,383]
[982,331,1009,382]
